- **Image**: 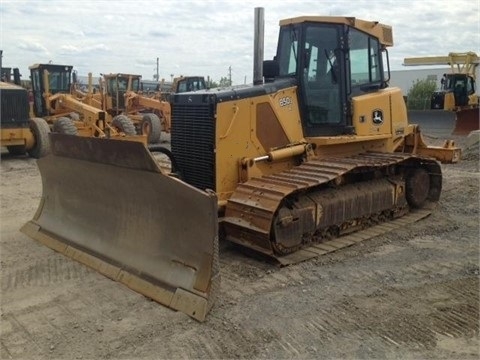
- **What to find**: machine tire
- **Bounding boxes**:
[141,113,162,144]
[6,145,27,156]
[53,117,78,135]
[112,115,136,136]
[28,117,51,159]
[405,167,430,209]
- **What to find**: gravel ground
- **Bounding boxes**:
[0,112,478,359]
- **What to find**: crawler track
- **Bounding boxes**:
[223,152,442,264]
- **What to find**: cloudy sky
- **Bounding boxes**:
[1,0,479,85]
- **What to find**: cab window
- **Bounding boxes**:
[349,28,382,87]
[277,26,299,76]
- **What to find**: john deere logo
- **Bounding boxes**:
[372,109,384,125]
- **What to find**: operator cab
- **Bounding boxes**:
[174,76,207,93]
[266,17,391,136]
[432,74,476,109]
[446,74,475,107]
[104,74,141,113]
[29,64,73,117]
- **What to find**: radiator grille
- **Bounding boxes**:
[171,100,216,191]
[0,89,30,127]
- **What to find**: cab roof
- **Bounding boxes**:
[279,16,393,47]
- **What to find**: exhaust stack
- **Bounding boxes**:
[253,7,265,85]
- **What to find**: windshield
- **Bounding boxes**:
[131,78,140,91]
[177,78,206,93]
[49,70,71,93]
[107,77,128,94]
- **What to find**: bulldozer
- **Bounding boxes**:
[29,63,146,144]
[22,11,461,322]
[403,52,480,135]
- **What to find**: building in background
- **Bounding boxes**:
[388,67,449,95]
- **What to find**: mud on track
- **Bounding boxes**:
[1,116,479,359]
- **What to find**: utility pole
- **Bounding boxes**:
[228,66,232,85]
[153,57,159,81]
[0,50,4,81]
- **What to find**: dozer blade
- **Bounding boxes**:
[21,134,219,321]
[407,110,456,135]
[453,107,480,135]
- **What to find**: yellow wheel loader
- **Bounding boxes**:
[22,12,461,321]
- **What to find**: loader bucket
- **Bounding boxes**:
[452,107,480,135]
[21,134,219,321]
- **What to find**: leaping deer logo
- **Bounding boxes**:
[372,109,384,125]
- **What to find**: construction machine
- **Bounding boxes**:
[0,81,50,157]
[403,52,480,135]
[29,63,146,143]
[95,73,170,143]
[76,73,207,143]
[1,52,50,157]
[172,75,207,93]
[22,11,461,322]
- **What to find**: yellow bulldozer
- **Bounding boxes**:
[403,52,480,135]
[22,11,461,321]
[29,63,146,144]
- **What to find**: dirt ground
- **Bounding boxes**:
[1,113,479,359]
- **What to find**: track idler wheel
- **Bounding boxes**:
[405,168,430,208]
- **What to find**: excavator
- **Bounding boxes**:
[403,52,479,135]
[22,11,461,321]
